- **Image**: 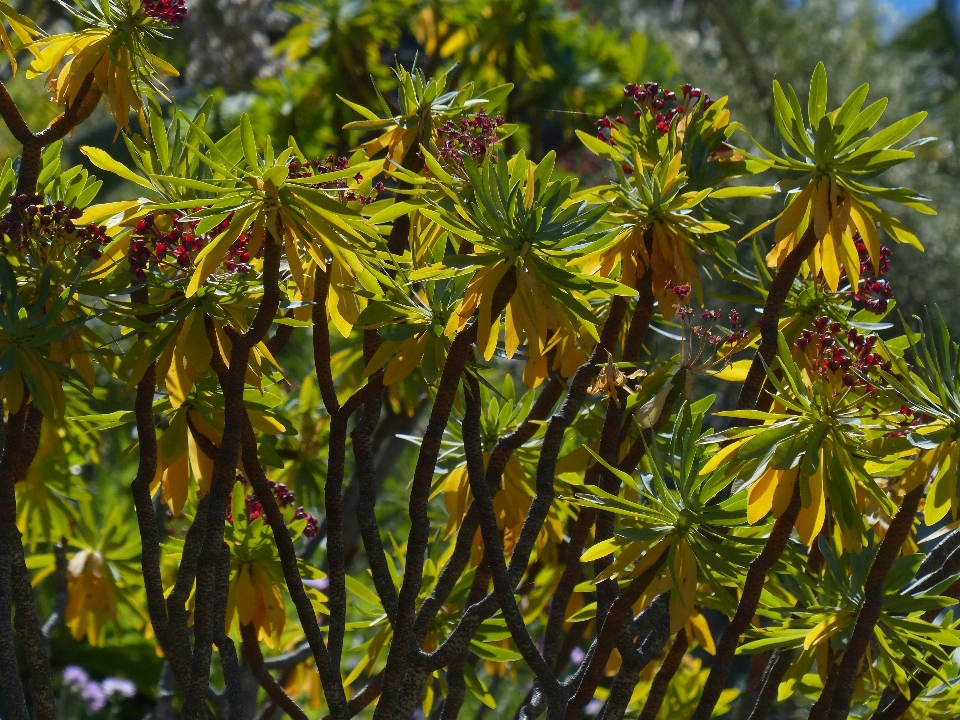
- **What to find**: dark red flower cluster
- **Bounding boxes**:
[294,507,321,539]
[794,317,888,389]
[226,477,320,538]
[142,0,187,24]
[288,156,375,204]
[725,310,749,346]
[615,82,713,137]
[223,234,250,274]
[848,234,894,314]
[666,280,691,301]
[0,195,107,259]
[128,211,259,279]
[436,108,504,169]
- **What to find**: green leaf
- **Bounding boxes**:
[240,114,260,171]
[469,639,522,662]
[709,185,778,199]
[80,147,154,190]
[337,94,382,122]
[808,62,828,128]
[855,112,927,155]
[576,130,625,163]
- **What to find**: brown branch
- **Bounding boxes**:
[241,622,310,720]
[35,74,101,145]
[41,538,68,639]
[808,646,838,720]
[14,404,41,483]
[744,649,795,720]
[266,322,295,358]
[0,401,31,720]
[129,284,193,689]
[0,80,34,144]
[736,224,819,411]
[563,550,668,720]
[508,295,628,592]
[239,417,349,718]
[689,480,802,720]
[638,629,688,720]
[214,543,245,720]
[463,372,560,698]
[595,390,627,625]
[410,375,564,649]
[824,483,925,720]
[351,330,399,626]
[374,268,518,720]
[598,595,672,720]
[542,508,595,669]
[0,401,52,720]
[184,231,285,719]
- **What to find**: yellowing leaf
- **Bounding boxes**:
[669,539,698,634]
[186,205,257,296]
[712,360,752,383]
[80,147,153,189]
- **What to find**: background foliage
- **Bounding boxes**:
[1,2,959,720]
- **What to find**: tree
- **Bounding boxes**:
[0,2,958,720]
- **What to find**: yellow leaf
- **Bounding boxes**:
[477,262,511,361]
[186,205,257,297]
[849,197,880,270]
[903,443,947,494]
[925,442,958,526]
[248,410,284,435]
[688,611,715,654]
[161,450,189,515]
[0,368,24,414]
[700,437,747,475]
[795,464,825,546]
[748,466,779,524]
[771,467,799,518]
[803,612,850,650]
[712,360,752,383]
[580,536,622,563]
[594,540,648,584]
[669,539,698,634]
[383,333,429,385]
[80,147,153,189]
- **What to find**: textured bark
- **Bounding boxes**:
[374,270,517,720]
[240,419,348,718]
[595,391,626,626]
[0,403,29,720]
[744,649,795,720]
[508,295,628,594]
[689,480,802,720]
[598,595,672,720]
[463,373,560,702]
[825,483,925,720]
[215,544,245,720]
[637,629,689,720]
[352,332,399,625]
[563,553,668,720]
[184,232,286,720]
[736,224,819,411]
[241,622,309,720]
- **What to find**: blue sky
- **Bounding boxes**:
[885,0,935,17]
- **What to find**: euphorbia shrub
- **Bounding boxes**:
[0,4,958,720]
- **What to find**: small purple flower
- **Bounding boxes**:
[569,646,585,665]
[102,677,137,699]
[62,665,90,690]
[80,681,107,714]
[585,698,604,716]
[303,577,329,592]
